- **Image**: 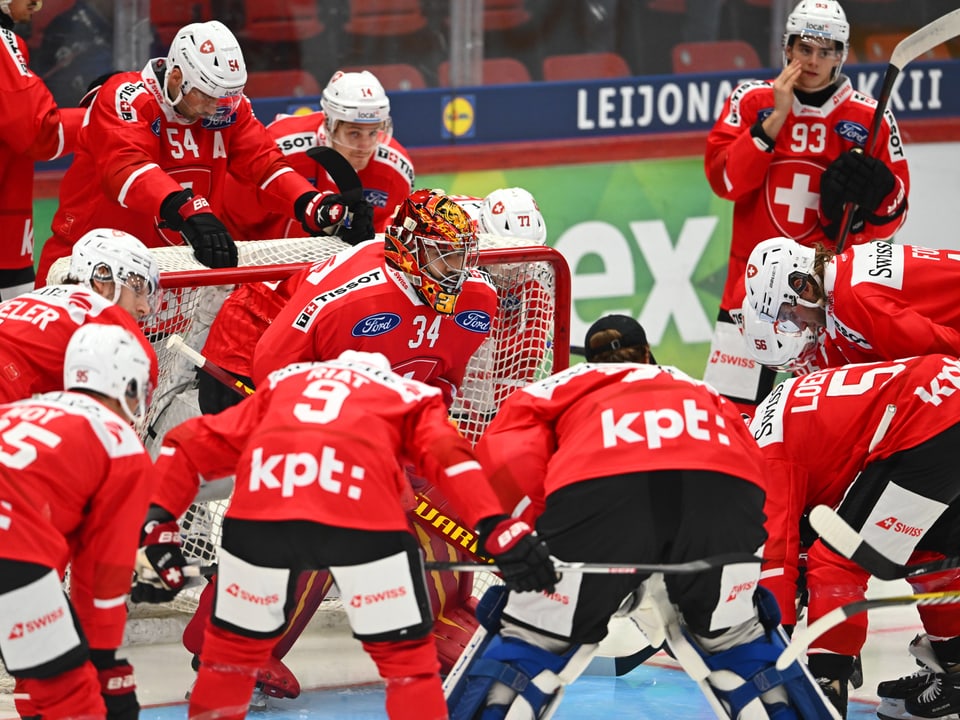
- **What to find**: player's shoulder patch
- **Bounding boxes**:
[275,130,317,155]
[113,80,150,122]
[1,28,30,77]
[373,143,416,184]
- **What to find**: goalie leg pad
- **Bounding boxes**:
[694,587,839,720]
[444,585,509,709]
[447,634,596,720]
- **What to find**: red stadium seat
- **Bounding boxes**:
[150,0,213,46]
[671,40,763,74]
[343,0,428,37]
[437,57,532,86]
[339,63,428,91]
[863,32,951,63]
[542,52,632,81]
[482,0,532,31]
[240,0,325,43]
[244,70,321,99]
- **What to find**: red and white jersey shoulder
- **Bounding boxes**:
[0,391,152,648]
[824,243,960,364]
[478,363,764,523]
[221,111,414,240]
[0,285,152,403]
[41,60,315,279]
[252,240,498,394]
[0,28,81,270]
[749,354,960,621]
[153,360,502,531]
[705,76,909,311]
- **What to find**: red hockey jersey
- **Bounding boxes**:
[221,111,415,240]
[750,354,960,626]
[0,392,153,649]
[824,243,960,365]
[477,363,765,524]
[0,285,156,403]
[705,75,909,313]
[0,28,81,271]
[251,241,498,397]
[37,59,318,283]
[152,359,503,531]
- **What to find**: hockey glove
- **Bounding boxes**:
[339,199,376,245]
[160,188,238,268]
[820,149,897,220]
[295,191,349,236]
[132,506,188,604]
[91,650,139,720]
[478,515,557,593]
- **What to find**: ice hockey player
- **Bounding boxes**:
[702,0,909,415]
[750,353,960,718]
[222,69,410,242]
[446,314,838,719]
[133,350,556,719]
[744,236,960,366]
[36,20,363,283]
[0,0,84,300]
[0,227,158,403]
[0,323,156,719]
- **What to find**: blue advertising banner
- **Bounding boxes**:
[256,60,960,148]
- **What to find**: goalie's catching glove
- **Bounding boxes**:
[90,650,139,720]
[132,505,188,603]
[160,188,238,268]
[296,191,351,236]
[477,515,557,593]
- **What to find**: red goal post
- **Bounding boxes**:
[45,234,571,615]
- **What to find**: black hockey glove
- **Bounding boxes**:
[820,149,896,220]
[132,506,188,604]
[296,191,350,236]
[160,188,238,268]
[339,199,376,245]
[478,515,557,593]
[91,650,139,720]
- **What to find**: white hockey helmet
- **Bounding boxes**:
[744,237,818,333]
[320,70,393,143]
[783,0,849,77]
[165,21,247,115]
[479,187,547,245]
[64,324,154,426]
[69,228,160,313]
[736,299,818,372]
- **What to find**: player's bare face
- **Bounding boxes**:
[116,280,153,321]
[776,301,825,333]
[5,0,42,23]
[331,122,381,171]
[787,40,841,92]
[179,88,222,121]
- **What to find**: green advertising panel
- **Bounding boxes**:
[419,159,733,379]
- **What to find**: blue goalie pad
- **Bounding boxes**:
[447,635,580,720]
[697,587,837,720]
[444,585,509,711]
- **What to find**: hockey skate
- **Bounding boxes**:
[903,672,960,719]
[878,635,945,720]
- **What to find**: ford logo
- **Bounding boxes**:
[835,121,868,146]
[352,313,401,337]
[454,310,491,334]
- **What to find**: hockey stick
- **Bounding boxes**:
[425,552,760,575]
[835,7,960,251]
[808,504,960,581]
[305,146,363,203]
[165,335,254,400]
[776,589,960,671]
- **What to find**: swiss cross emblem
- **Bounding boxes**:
[746,264,758,278]
[328,204,343,222]
[199,40,215,54]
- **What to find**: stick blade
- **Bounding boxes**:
[809,504,903,581]
[890,8,960,69]
[305,146,363,200]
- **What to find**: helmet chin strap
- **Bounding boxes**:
[162,67,185,110]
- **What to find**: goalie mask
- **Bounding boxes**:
[69,228,161,315]
[165,20,247,119]
[320,70,393,154]
[744,237,819,334]
[783,0,849,81]
[479,187,547,245]
[384,189,479,315]
[64,324,154,426]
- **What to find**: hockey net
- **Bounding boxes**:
[41,235,569,627]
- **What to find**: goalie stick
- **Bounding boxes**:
[808,504,960,581]
[836,7,960,251]
[305,146,363,204]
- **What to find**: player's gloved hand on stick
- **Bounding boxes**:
[296,191,351,237]
[90,650,139,720]
[132,505,189,603]
[160,188,238,268]
[478,514,557,593]
[339,199,376,245]
[820,149,896,221]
